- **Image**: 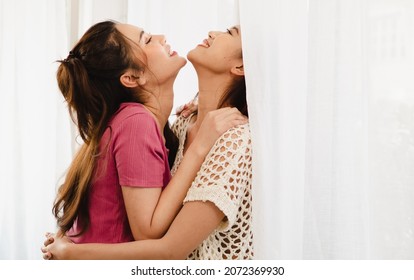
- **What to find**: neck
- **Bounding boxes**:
[192,68,232,131]
[143,82,175,138]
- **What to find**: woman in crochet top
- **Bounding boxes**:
[42,25,253,260]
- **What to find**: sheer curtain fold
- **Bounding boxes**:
[241,0,414,259]
[305,0,371,259]
[0,0,72,259]
[306,0,414,259]
[239,0,309,259]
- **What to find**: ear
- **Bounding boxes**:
[120,69,147,88]
[230,65,244,76]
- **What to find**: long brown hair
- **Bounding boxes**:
[53,20,148,236]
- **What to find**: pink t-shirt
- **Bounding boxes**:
[68,103,171,243]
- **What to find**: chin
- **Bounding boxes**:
[179,57,188,67]
[186,48,199,61]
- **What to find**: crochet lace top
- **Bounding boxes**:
[171,115,254,260]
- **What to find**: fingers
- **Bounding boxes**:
[44,236,54,246]
[176,97,199,118]
[182,98,198,117]
[41,246,47,254]
[181,107,192,118]
[210,107,248,133]
[209,107,239,116]
[41,245,52,260]
[175,104,187,115]
[222,108,248,123]
[43,232,55,246]
[42,232,55,259]
[180,102,194,118]
[208,107,247,123]
[43,252,51,260]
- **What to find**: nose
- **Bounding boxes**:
[154,34,166,44]
[208,31,217,39]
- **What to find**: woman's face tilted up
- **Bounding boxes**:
[187,25,243,74]
[117,23,187,86]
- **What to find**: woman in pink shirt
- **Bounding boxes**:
[49,21,247,245]
[43,24,253,260]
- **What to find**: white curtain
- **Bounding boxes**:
[240,0,414,259]
[240,0,309,259]
[0,0,72,259]
[2,0,413,260]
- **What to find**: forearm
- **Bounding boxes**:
[147,145,207,236]
[63,239,171,260]
[53,201,223,260]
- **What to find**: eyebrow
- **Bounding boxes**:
[139,30,145,41]
[231,26,239,34]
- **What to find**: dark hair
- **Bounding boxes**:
[53,20,149,237]
[217,48,248,117]
[218,75,248,117]
[164,123,179,167]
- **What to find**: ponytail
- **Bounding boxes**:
[53,143,97,235]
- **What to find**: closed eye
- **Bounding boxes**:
[227,29,232,35]
[146,36,152,44]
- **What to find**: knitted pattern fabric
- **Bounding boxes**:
[171,115,253,260]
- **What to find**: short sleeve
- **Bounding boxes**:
[183,124,252,231]
[113,113,166,187]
